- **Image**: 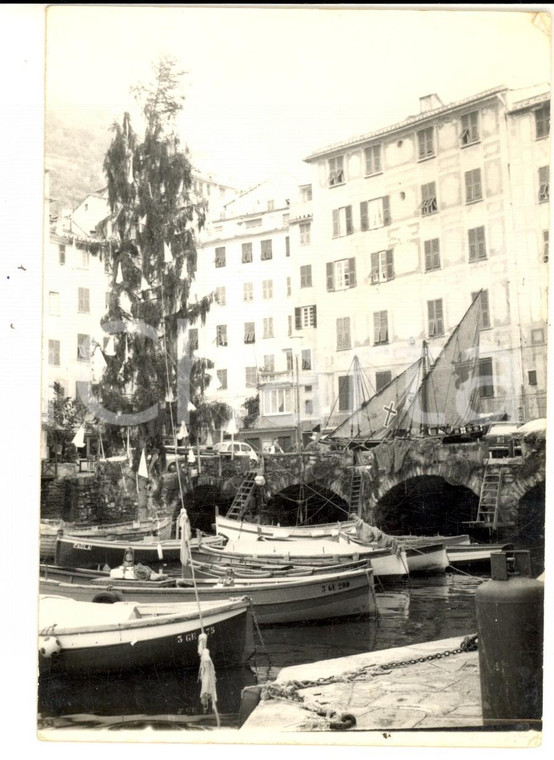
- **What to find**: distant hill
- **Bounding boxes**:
[45,109,114,213]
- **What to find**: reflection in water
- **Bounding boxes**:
[37,572,486,730]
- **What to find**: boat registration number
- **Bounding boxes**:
[72,543,92,550]
[321,581,350,593]
[176,625,215,645]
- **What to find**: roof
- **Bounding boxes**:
[304,85,508,161]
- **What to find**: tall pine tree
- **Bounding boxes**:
[93,56,230,490]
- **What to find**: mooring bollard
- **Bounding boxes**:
[475,549,544,728]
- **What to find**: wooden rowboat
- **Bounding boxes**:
[446,542,514,567]
[40,516,172,559]
[54,532,222,569]
[39,564,376,625]
[38,595,252,674]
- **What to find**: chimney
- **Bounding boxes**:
[419,94,443,113]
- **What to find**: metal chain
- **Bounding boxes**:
[247,599,272,669]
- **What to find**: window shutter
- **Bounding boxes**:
[295,307,301,330]
[332,209,339,237]
[386,250,394,279]
[345,205,353,235]
[371,251,379,280]
[312,305,317,328]
[326,262,334,291]
[360,201,368,232]
[383,195,391,225]
[348,258,356,287]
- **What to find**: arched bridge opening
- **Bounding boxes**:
[373,475,479,537]
[514,482,546,554]
[263,483,350,527]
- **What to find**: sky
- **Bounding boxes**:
[44,5,552,189]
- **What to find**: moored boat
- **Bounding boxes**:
[446,542,514,567]
[39,564,376,625]
[54,532,222,569]
[40,516,173,560]
[38,595,252,674]
[403,542,449,574]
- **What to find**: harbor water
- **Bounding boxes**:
[38,570,488,732]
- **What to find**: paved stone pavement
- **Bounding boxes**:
[242,635,483,732]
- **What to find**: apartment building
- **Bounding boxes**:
[298,84,549,430]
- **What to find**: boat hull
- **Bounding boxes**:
[41,517,172,560]
[405,543,449,574]
[38,597,250,674]
[39,566,376,625]
[446,543,513,567]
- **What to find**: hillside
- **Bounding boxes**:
[45,109,114,213]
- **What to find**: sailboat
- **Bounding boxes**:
[328,290,486,448]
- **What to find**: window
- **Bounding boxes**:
[370,250,394,284]
[288,315,292,336]
[424,239,441,271]
[245,218,262,228]
[261,239,273,260]
[299,222,311,245]
[48,339,60,366]
[77,334,90,361]
[461,111,479,146]
[328,155,345,186]
[528,370,538,387]
[285,236,290,257]
[263,355,275,373]
[300,265,312,288]
[217,369,228,390]
[242,242,253,263]
[420,182,438,216]
[360,196,391,230]
[49,291,60,316]
[373,311,388,344]
[336,317,351,350]
[215,247,226,268]
[465,169,483,203]
[263,317,274,338]
[327,258,356,290]
[468,226,487,262]
[77,287,90,314]
[376,370,392,392]
[427,299,444,337]
[295,305,317,329]
[479,357,494,398]
[215,286,226,305]
[364,144,382,176]
[286,277,291,296]
[244,322,255,344]
[535,105,550,139]
[538,166,549,202]
[265,387,293,414]
[243,282,253,301]
[188,328,198,352]
[267,200,275,211]
[543,230,549,262]
[531,328,545,345]
[301,185,312,202]
[301,349,312,370]
[284,349,293,371]
[262,280,273,299]
[216,325,228,346]
[58,244,66,265]
[417,127,435,160]
[79,250,90,269]
[282,214,289,225]
[245,367,257,387]
[338,375,353,412]
[332,205,353,237]
[472,290,491,329]
[305,399,313,415]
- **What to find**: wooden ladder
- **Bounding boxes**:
[349,470,363,515]
[225,471,257,520]
[469,465,515,530]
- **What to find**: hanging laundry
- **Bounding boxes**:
[178,421,188,440]
[164,241,173,263]
[119,290,132,313]
[116,262,124,284]
[138,448,149,479]
[141,275,150,292]
[104,336,116,356]
[72,424,85,449]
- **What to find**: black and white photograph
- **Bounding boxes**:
[1,4,550,750]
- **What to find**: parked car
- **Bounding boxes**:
[212,441,258,461]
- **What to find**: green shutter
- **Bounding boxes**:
[326,262,334,291]
[360,201,368,231]
[295,307,301,330]
[345,205,353,234]
[348,257,356,287]
[383,195,391,225]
